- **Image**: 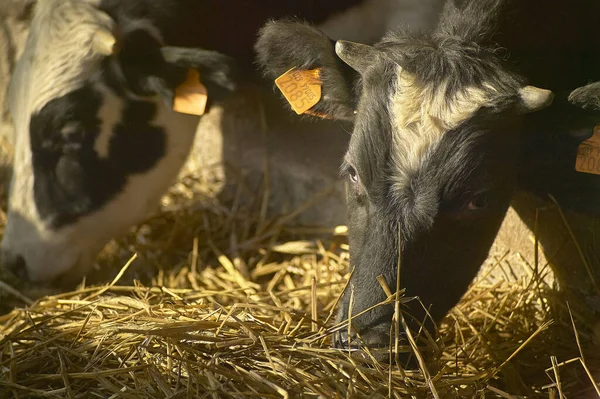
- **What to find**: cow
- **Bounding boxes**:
[1,0,444,286]
[255,0,600,350]
[1,0,240,285]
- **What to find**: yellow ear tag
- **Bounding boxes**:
[275,67,322,115]
[173,69,208,116]
[575,125,600,175]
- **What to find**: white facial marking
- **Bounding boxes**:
[94,86,124,158]
[389,67,497,186]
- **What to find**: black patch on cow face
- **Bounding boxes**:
[29,85,166,228]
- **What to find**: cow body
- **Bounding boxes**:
[2,0,443,285]
[256,0,600,349]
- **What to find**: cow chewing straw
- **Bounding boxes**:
[1,165,600,398]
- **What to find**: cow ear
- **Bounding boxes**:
[255,20,357,121]
[568,82,600,111]
[159,47,238,104]
[113,27,238,108]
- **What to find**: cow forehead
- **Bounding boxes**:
[9,0,114,118]
[387,66,497,188]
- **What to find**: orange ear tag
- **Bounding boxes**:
[275,67,323,115]
[575,125,600,175]
[173,69,208,116]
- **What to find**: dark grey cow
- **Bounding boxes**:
[256,0,600,349]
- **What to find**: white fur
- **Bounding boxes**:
[9,0,115,118]
[389,67,497,190]
[93,85,123,158]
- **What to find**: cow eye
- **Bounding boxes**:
[348,166,358,183]
[467,193,488,211]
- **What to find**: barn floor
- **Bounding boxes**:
[1,158,600,398]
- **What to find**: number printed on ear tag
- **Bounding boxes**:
[576,125,600,175]
[275,67,322,115]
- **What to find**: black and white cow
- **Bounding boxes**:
[2,0,239,284]
[256,0,600,348]
[1,0,443,285]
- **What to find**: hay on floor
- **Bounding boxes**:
[1,173,600,398]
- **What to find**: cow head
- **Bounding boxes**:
[256,19,553,349]
[2,0,237,284]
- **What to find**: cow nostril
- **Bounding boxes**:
[5,254,29,281]
[333,330,354,349]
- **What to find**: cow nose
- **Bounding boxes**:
[3,253,29,281]
[332,325,392,349]
[332,330,354,349]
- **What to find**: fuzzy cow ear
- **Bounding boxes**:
[255,20,357,121]
[159,47,238,105]
[110,27,238,109]
[568,82,600,111]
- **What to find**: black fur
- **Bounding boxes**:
[30,88,166,229]
[102,27,238,108]
[160,47,238,107]
[569,83,600,111]
[255,20,358,120]
[378,32,523,103]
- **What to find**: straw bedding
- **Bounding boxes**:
[1,171,600,398]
